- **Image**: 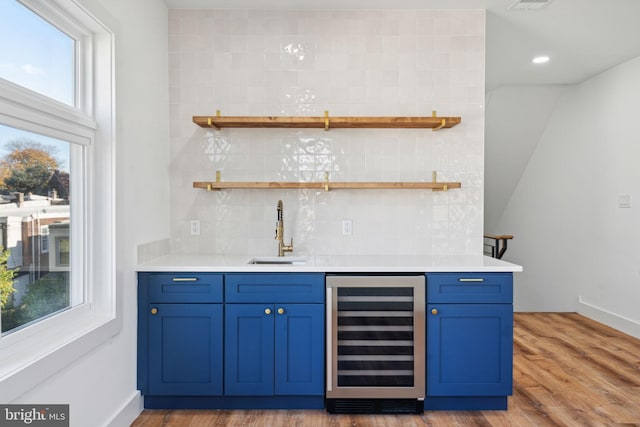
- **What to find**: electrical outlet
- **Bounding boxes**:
[342,219,353,236]
[190,220,200,235]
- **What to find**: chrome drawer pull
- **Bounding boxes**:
[172,277,199,282]
[458,278,484,282]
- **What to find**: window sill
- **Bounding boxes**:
[0,308,121,402]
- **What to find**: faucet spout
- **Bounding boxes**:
[275,199,294,257]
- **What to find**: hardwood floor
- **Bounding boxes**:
[131,313,640,426]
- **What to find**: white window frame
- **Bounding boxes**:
[0,0,117,402]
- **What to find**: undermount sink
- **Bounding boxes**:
[248,256,307,265]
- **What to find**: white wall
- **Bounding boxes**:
[11,1,170,426]
[495,56,640,337]
[168,9,486,257]
[484,85,566,232]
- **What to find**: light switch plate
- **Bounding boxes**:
[618,195,632,208]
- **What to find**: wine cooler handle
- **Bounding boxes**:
[326,287,332,392]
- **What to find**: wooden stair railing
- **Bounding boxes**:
[483,234,513,259]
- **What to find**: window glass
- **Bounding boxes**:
[0,124,75,334]
[40,225,49,253]
[0,1,75,105]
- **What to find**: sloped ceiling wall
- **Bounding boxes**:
[484,85,566,232]
[492,56,640,331]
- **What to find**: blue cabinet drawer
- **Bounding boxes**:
[427,273,512,303]
[225,273,325,303]
[141,273,223,303]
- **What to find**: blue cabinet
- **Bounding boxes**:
[139,272,324,408]
[274,303,324,395]
[137,269,514,411]
[225,273,325,303]
[138,273,224,397]
[148,303,223,395]
[427,273,512,303]
[426,272,513,410]
[146,273,223,303]
[224,274,325,398]
[225,303,324,396]
[427,303,513,396]
[224,304,274,395]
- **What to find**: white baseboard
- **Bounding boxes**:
[104,390,143,427]
[577,297,640,339]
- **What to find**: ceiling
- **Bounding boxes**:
[162,0,640,91]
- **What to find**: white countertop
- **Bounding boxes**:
[137,254,522,273]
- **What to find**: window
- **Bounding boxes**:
[56,237,69,266]
[0,1,75,105]
[0,125,75,333]
[0,0,81,333]
[0,0,116,401]
[51,230,70,270]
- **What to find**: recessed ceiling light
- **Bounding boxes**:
[532,56,550,64]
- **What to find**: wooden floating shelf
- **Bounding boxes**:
[192,115,461,130]
[193,181,461,191]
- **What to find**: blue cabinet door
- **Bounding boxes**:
[427,303,513,396]
[225,303,325,397]
[274,304,325,396]
[225,304,275,395]
[148,303,223,395]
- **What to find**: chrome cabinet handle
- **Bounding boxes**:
[172,277,198,282]
[458,278,484,282]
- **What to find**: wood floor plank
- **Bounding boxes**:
[515,314,640,425]
[131,313,640,427]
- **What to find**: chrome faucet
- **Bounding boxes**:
[275,199,294,257]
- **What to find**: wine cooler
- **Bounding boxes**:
[325,275,425,413]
